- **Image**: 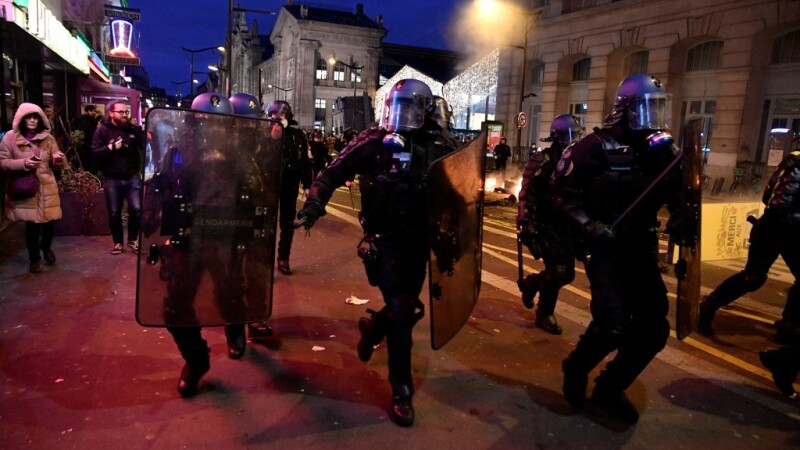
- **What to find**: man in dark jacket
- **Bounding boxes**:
[309,131,332,180]
[91,100,143,255]
[493,137,511,181]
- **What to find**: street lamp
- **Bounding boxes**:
[268,84,291,101]
[182,46,222,96]
[329,57,362,130]
[225,1,276,96]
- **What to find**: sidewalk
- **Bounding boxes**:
[0,213,798,449]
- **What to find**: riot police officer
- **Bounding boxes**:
[698,150,800,344]
[517,114,582,335]
[156,93,265,397]
[296,81,457,427]
[268,101,312,275]
[552,74,681,422]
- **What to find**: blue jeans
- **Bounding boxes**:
[103,175,142,245]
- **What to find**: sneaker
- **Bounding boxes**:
[127,241,139,253]
[110,243,123,255]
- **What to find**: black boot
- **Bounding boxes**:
[697,296,717,336]
[177,358,211,398]
[389,385,415,427]
[29,260,43,274]
[43,249,56,265]
[759,349,799,399]
[519,274,537,310]
[225,325,246,360]
[357,309,387,362]
[535,311,563,335]
[590,387,639,423]
[248,321,273,339]
[562,358,588,408]
[277,260,292,275]
[170,328,211,397]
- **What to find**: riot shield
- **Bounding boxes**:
[428,131,486,350]
[136,107,283,327]
[675,119,703,340]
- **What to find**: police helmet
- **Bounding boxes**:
[614,73,671,131]
[230,93,262,117]
[381,79,433,132]
[550,114,583,148]
[427,96,454,134]
[267,100,294,120]
[190,92,233,115]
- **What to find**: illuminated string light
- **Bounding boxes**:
[443,48,499,116]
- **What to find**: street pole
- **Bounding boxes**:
[225,0,232,97]
[352,66,359,130]
[515,15,531,165]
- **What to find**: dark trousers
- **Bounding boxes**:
[524,225,576,315]
[277,168,301,261]
[25,221,55,262]
[373,235,428,395]
[566,231,670,393]
[103,175,142,245]
[706,215,800,325]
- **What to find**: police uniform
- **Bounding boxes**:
[297,82,457,427]
[552,73,681,422]
[517,121,579,334]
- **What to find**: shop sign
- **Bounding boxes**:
[13,0,89,74]
[104,6,141,22]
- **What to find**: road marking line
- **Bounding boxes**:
[481,245,797,391]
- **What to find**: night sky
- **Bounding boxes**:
[135,0,469,95]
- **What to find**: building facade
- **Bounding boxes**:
[252,3,386,132]
[494,0,800,180]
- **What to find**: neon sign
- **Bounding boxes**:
[109,19,135,57]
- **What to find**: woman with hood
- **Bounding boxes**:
[0,103,67,273]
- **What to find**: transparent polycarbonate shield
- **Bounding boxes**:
[676,119,703,340]
[136,107,284,327]
[428,131,486,350]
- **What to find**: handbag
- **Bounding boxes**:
[6,170,40,200]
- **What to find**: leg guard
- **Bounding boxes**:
[594,317,669,395]
[168,327,210,397]
[357,307,390,362]
[562,322,622,407]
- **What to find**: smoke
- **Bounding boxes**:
[446,0,529,68]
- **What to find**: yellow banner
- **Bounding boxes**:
[700,202,765,261]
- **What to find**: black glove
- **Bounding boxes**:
[296,200,325,229]
[584,220,614,244]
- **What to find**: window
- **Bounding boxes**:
[681,99,716,152]
[572,58,591,81]
[772,29,800,64]
[315,59,328,80]
[531,63,545,85]
[623,51,649,76]
[686,41,723,72]
[350,68,362,83]
[333,63,345,82]
[315,98,326,122]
